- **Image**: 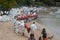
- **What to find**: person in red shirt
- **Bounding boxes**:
[25,21,31,33]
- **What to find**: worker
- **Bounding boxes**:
[30,22,37,34]
[14,19,20,35]
[25,21,31,33]
[19,20,25,36]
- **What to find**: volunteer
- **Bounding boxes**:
[19,20,25,36]
[30,22,37,34]
[14,16,20,34]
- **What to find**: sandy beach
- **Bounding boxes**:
[0,20,60,40]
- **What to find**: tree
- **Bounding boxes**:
[8,0,18,9]
[0,0,8,10]
[0,0,18,10]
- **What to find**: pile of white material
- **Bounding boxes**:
[19,6,37,15]
[0,6,48,22]
[0,15,11,22]
[54,9,60,18]
[22,7,29,15]
[9,8,21,19]
[37,7,47,12]
[55,9,60,14]
[50,7,57,9]
[49,12,54,15]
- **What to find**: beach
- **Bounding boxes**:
[0,20,60,40]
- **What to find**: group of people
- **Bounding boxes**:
[14,16,37,36]
[28,28,54,40]
[13,14,53,40]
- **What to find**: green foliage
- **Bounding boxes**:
[20,0,26,5]
[0,0,17,10]
[8,0,17,9]
[0,0,57,10]
[35,2,44,6]
[0,0,8,10]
